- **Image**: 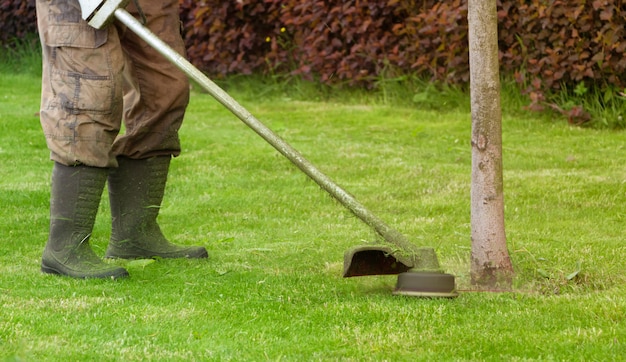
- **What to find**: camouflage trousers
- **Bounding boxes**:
[36,0,190,167]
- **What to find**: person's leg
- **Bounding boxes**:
[112,0,189,159]
[106,0,207,259]
[36,0,128,278]
[37,0,125,168]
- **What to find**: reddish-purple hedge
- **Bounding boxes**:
[179,1,626,91]
[179,0,470,88]
[0,0,37,46]
[498,0,626,118]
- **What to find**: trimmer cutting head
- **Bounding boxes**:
[344,245,458,298]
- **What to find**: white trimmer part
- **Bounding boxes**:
[78,0,129,29]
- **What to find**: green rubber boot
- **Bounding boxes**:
[41,163,129,279]
[105,156,208,259]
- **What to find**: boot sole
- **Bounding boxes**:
[41,262,129,280]
[105,247,209,260]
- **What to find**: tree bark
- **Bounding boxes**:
[468,0,514,287]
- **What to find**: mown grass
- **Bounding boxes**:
[1,57,625,360]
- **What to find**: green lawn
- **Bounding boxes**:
[1,72,624,361]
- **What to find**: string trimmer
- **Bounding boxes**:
[78,0,458,297]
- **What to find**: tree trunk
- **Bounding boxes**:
[468,0,514,287]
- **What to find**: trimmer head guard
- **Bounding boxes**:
[343,245,412,277]
[343,244,442,277]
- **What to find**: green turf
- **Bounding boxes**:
[1,72,624,361]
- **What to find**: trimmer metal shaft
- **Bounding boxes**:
[113,8,428,268]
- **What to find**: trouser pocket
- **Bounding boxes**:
[42,22,120,114]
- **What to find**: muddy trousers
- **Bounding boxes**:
[36,0,190,167]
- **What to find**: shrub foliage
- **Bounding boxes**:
[179,0,471,89]
[498,0,626,117]
[0,0,37,46]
